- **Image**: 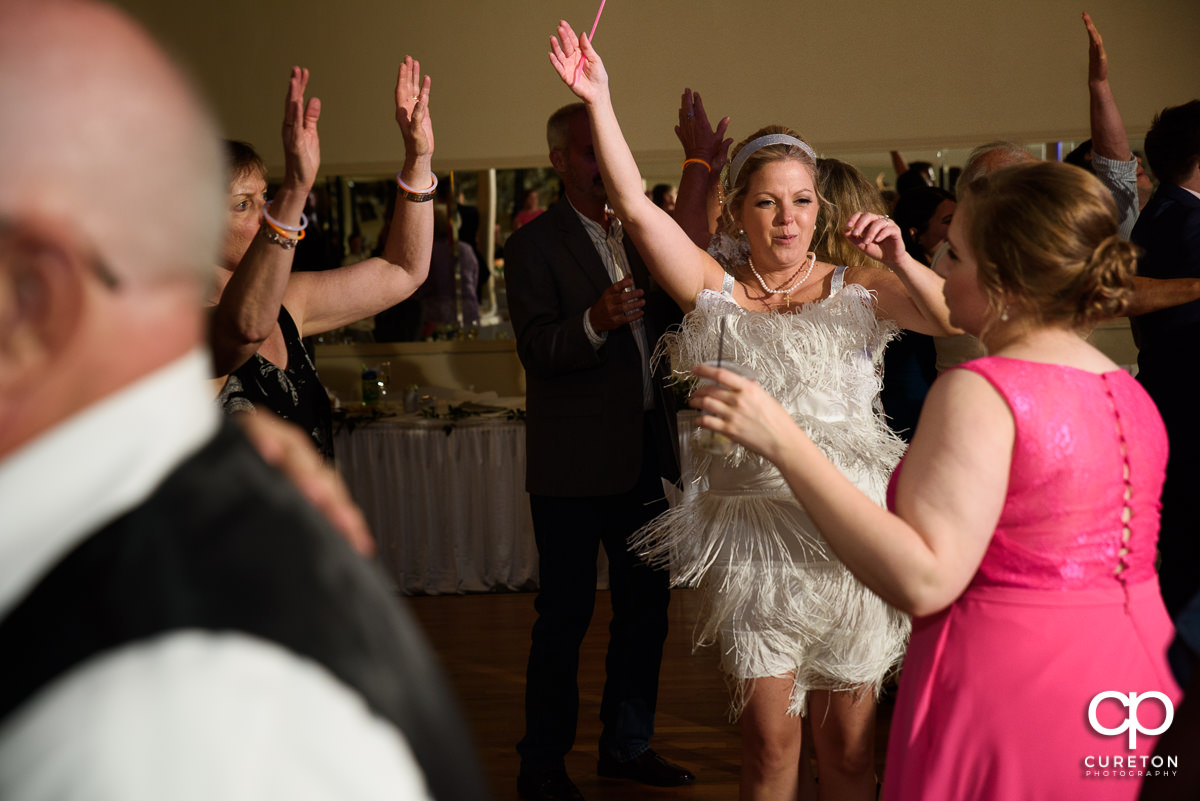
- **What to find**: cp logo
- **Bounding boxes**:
[1088,691,1174,749]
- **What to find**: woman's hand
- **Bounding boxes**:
[549,19,608,104]
[689,363,800,465]
[281,66,321,191]
[846,211,957,335]
[675,89,732,172]
[845,211,907,266]
[395,56,433,159]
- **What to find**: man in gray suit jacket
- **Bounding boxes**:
[505,103,691,801]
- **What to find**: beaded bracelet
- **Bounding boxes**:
[682,157,711,172]
[397,172,438,202]
[261,223,304,250]
[262,201,308,233]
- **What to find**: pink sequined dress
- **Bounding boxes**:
[882,357,1181,800]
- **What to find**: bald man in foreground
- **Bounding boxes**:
[0,2,487,799]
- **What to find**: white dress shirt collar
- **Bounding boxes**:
[0,350,218,619]
[566,198,654,409]
[568,196,623,244]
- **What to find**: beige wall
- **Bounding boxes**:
[116,1,1198,177]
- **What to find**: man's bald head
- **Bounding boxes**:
[957,141,1038,195]
[0,0,225,286]
[0,0,227,456]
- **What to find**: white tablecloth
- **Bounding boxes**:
[334,418,538,594]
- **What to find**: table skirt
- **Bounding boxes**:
[335,419,538,594]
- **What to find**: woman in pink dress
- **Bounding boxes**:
[692,161,1182,800]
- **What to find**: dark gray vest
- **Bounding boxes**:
[0,421,489,800]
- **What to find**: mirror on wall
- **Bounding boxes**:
[297,137,1148,344]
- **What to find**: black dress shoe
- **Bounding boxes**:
[597,749,696,787]
[517,769,585,801]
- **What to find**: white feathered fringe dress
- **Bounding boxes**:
[633,266,911,718]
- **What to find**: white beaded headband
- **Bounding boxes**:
[728,134,818,186]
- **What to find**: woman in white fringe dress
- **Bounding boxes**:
[549,21,959,801]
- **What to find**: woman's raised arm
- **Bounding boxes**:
[673,89,731,249]
[844,211,960,336]
[549,20,724,311]
[210,67,319,377]
[287,56,435,336]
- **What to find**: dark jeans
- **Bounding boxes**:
[518,423,671,774]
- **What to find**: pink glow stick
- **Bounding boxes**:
[574,0,607,85]
[588,0,607,39]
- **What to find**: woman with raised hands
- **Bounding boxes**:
[549,20,957,801]
[212,59,434,460]
[692,162,1181,801]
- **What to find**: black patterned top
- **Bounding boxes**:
[218,306,333,460]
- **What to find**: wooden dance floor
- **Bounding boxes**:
[409,588,895,800]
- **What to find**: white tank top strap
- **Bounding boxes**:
[721,270,736,298]
[830,264,847,295]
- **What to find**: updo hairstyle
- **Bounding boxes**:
[720,125,821,237]
[961,161,1136,331]
[814,157,888,269]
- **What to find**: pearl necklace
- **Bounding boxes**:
[747,251,816,309]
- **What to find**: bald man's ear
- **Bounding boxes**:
[549,147,567,177]
[0,227,87,393]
